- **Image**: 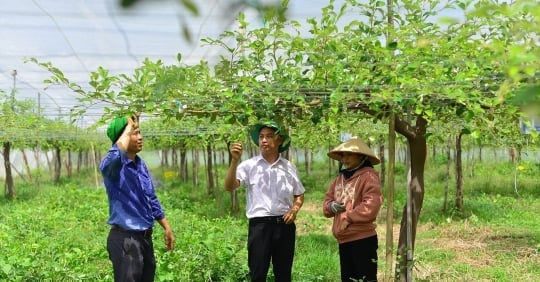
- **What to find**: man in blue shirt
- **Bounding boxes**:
[100,115,174,282]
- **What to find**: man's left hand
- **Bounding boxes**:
[164,230,175,251]
[283,208,298,224]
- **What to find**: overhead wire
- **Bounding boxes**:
[0,22,181,35]
[197,1,251,65]
[4,1,532,129]
[31,0,91,75]
[0,8,191,18]
[0,8,332,20]
[106,0,144,67]
[185,0,219,60]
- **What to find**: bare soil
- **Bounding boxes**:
[296,201,539,281]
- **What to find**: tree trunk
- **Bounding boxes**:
[65,149,72,178]
[226,141,240,215]
[394,116,427,282]
[455,133,464,210]
[45,150,52,174]
[469,144,475,178]
[509,147,515,163]
[192,149,199,187]
[328,143,334,177]
[247,137,256,158]
[179,142,188,182]
[379,141,385,188]
[162,149,167,167]
[478,145,483,162]
[77,149,83,174]
[172,148,178,168]
[33,147,41,173]
[213,146,219,195]
[84,150,89,168]
[21,149,32,181]
[443,139,451,212]
[206,142,215,195]
[3,142,15,199]
[385,113,396,281]
[34,146,41,189]
[91,143,100,188]
[85,149,90,170]
[304,147,311,176]
[54,146,61,184]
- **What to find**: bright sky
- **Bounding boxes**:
[0,0,463,127]
[0,0,345,126]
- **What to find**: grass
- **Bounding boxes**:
[0,158,539,281]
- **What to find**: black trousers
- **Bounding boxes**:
[338,235,378,282]
[107,228,156,282]
[248,217,296,282]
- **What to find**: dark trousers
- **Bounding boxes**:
[107,228,156,282]
[339,235,378,282]
[248,217,296,282]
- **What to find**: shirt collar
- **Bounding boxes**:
[255,154,283,166]
[112,143,140,165]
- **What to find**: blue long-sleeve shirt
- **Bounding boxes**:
[100,144,165,231]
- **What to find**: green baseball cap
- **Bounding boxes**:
[249,121,291,153]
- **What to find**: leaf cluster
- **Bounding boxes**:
[28,0,539,148]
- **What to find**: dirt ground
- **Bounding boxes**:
[296,201,539,281]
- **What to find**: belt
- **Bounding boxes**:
[111,225,153,238]
[249,215,285,224]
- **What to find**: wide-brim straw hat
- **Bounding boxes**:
[327,136,380,165]
[249,121,291,153]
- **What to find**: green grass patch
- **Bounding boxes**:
[0,160,539,281]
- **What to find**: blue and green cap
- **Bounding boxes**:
[249,121,291,153]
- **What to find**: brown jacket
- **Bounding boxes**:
[323,167,383,244]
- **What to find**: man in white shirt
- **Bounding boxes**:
[225,121,305,282]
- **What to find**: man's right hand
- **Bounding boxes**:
[225,142,242,191]
[126,114,139,132]
[116,114,139,151]
[229,142,243,160]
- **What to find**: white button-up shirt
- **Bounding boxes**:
[236,155,305,218]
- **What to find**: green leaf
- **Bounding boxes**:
[120,0,138,8]
[461,128,472,135]
[456,105,466,116]
[180,0,199,16]
[182,24,192,43]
